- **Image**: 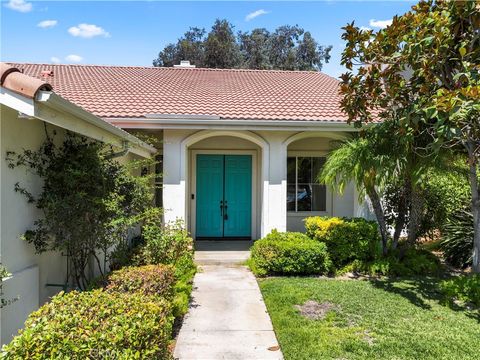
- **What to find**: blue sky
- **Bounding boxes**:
[1,1,415,78]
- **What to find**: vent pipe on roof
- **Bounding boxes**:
[174,60,196,68]
[41,70,54,78]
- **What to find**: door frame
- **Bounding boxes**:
[190,149,258,240]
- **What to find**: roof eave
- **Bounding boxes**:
[35,91,157,156]
[106,116,360,131]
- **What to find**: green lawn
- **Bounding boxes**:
[259,277,480,360]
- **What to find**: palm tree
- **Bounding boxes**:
[319,133,394,256]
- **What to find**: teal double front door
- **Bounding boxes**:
[196,154,252,239]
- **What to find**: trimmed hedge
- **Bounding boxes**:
[305,216,380,266]
[2,289,173,359]
[249,230,331,276]
[440,274,480,307]
[106,264,176,300]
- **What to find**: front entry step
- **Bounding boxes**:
[194,240,253,265]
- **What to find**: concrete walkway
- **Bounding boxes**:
[174,265,283,360]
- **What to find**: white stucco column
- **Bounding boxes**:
[163,130,187,225]
[261,136,287,236]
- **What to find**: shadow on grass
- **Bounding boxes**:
[368,276,480,323]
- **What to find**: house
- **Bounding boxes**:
[1,61,369,342]
[8,62,369,242]
[0,63,156,344]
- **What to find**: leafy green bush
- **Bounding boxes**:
[440,210,473,269]
[124,213,196,317]
[338,249,441,276]
[2,289,173,359]
[440,274,480,306]
[249,230,331,276]
[6,134,154,290]
[141,214,193,266]
[305,216,380,266]
[106,264,175,301]
[262,230,312,242]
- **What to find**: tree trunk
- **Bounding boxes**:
[393,180,410,249]
[466,142,480,273]
[406,185,424,248]
[367,186,389,256]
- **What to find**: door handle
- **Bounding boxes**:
[220,200,224,217]
[224,200,228,220]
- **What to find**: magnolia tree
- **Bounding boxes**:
[340,0,480,271]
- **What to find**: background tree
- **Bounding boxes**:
[153,19,331,71]
[204,19,242,68]
[153,27,206,67]
[239,28,272,69]
[267,25,304,70]
[340,0,480,271]
[295,31,331,71]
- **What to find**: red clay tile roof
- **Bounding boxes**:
[7,63,347,122]
[1,63,52,99]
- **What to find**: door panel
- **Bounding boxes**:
[224,155,252,237]
[196,155,224,237]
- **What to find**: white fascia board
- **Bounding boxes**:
[35,92,157,157]
[0,87,35,116]
[108,117,361,132]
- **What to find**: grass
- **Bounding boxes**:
[259,276,480,360]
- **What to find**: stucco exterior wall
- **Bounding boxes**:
[0,105,68,344]
[285,136,355,232]
[161,128,357,239]
[0,105,147,345]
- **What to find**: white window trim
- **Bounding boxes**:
[287,151,332,216]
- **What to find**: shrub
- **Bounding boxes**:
[142,216,193,266]
[440,210,473,269]
[2,289,173,359]
[129,214,196,317]
[305,216,380,266]
[106,264,175,300]
[338,249,441,276]
[109,237,145,271]
[440,275,480,307]
[262,229,312,242]
[249,231,331,276]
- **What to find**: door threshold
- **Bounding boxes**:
[196,237,252,241]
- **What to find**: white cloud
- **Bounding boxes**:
[369,19,392,29]
[50,57,60,64]
[65,54,83,63]
[68,23,110,38]
[245,9,269,22]
[4,0,32,13]
[360,26,371,32]
[38,20,58,29]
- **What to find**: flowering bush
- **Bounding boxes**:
[305,216,380,266]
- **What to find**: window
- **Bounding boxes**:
[155,155,163,207]
[287,157,327,212]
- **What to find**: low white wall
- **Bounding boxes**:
[1,266,39,345]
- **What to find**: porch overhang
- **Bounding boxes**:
[105,116,361,132]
